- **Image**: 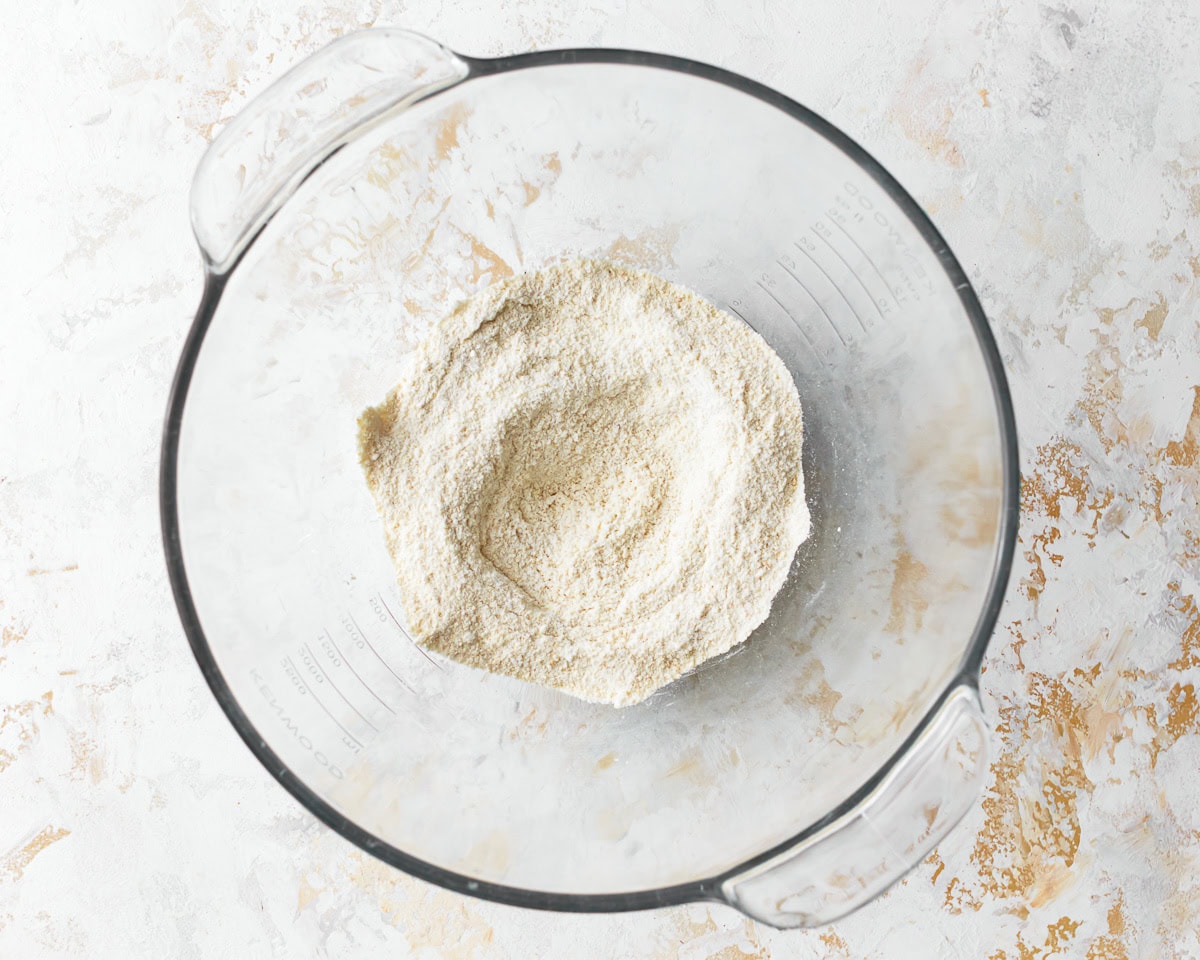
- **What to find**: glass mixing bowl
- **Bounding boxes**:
[161,29,1018,928]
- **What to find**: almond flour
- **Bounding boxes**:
[358,260,809,705]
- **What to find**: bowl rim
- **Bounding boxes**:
[161,44,1020,914]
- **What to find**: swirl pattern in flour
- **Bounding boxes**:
[358,260,809,705]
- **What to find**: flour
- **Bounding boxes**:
[358,260,810,705]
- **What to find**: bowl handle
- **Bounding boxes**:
[721,684,989,929]
[189,28,469,272]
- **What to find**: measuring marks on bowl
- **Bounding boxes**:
[246,587,433,780]
[727,187,937,367]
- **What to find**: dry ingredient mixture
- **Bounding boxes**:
[358,260,810,705]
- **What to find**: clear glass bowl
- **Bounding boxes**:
[162,29,1018,928]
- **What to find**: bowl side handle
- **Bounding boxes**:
[720,684,989,929]
[189,28,469,272]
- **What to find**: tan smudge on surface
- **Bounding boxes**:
[433,103,472,163]
[1078,645,1134,762]
[1086,936,1131,959]
[1163,385,1200,467]
[785,657,844,724]
[1152,683,1198,763]
[653,910,771,960]
[26,563,78,576]
[1072,297,1186,455]
[341,853,494,955]
[1133,293,1168,340]
[1082,897,1131,959]
[1007,621,1030,672]
[818,929,852,955]
[594,751,617,770]
[177,0,241,143]
[674,910,717,940]
[884,549,930,635]
[650,912,708,960]
[464,832,510,876]
[69,730,104,784]
[889,59,966,167]
[296,876,320,913]
[927,850,946,885]
[939,469,1001,549]
[922,802,942,830]
[1045,916,1084,952]
[59,193,164,274]
[1166,672,1199,742]
[394,893,495,958]
[365,142,418,191]
[1167,587,1200,671]
[1,827,71,881]
[604,225,681,270]
[1106,899,1126,936]
[1029,862,1077,909]
[1151,847,1200,950]
[903,100,965,166]
[463,234,513,286]
[0,691,54,774]
[507,707,548,742]
[986,916,1082,960]
[596,805,635,842]
[1019,439,1103,608]
[704,946,770,960]
[663,752,709,786]
[900,384,1004,550]
[507,152,563,214]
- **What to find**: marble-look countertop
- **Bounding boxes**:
[4,0,1199,956]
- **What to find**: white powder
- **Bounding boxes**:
[358,260,810,705]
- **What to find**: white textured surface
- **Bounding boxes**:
[3,1,1199,956]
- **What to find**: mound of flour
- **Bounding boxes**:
[358,260,809,706]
